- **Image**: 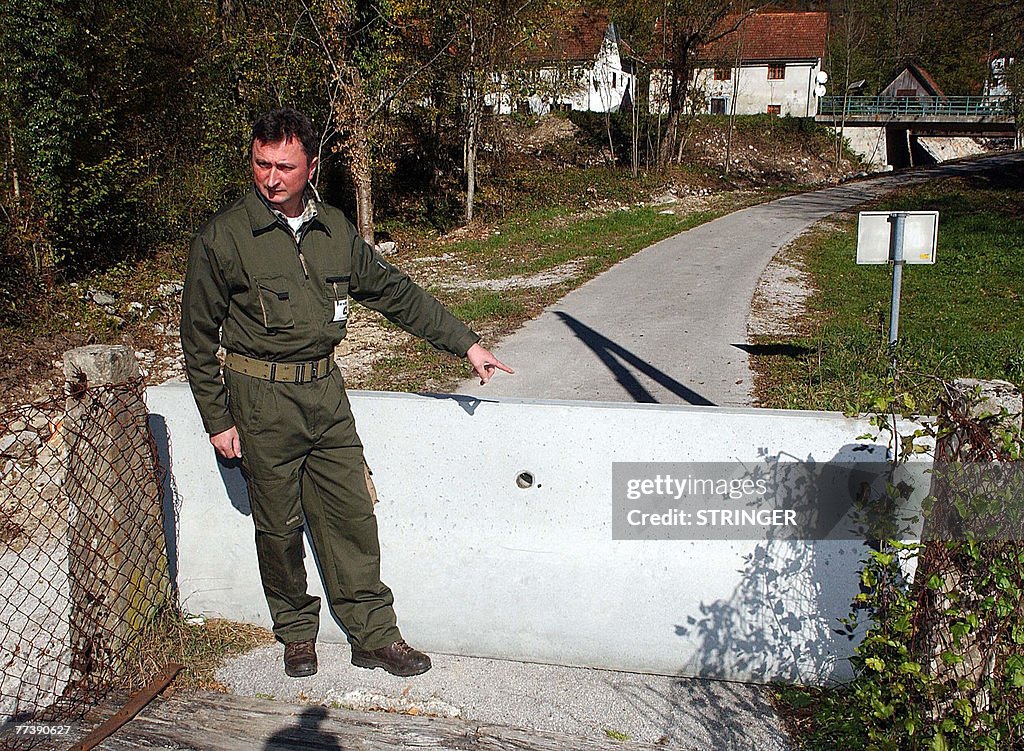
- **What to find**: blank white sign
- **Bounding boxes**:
[857,211,938,265]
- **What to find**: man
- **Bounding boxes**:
[181,107,511,679]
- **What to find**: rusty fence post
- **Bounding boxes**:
[62,345,173,686]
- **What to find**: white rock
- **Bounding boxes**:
[0,435,16,454]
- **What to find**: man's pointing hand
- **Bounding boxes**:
[466,343,513,385]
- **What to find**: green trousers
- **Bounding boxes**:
[224,366,402,651]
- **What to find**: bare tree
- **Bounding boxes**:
[451,0,565,223]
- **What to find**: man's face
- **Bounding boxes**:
[251,136,318,217]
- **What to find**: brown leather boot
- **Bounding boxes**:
[283,639,317,678]
[351,640,431,677]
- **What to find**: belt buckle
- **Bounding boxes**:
[269,363,278,382]
[310,361,319,380]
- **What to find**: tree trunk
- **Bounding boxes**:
[631,82,639,177]
[334,64,375,244]
[7,118,20,204]
[464,21,480,225]
[352,136,375,245]
[465,105,477,223]
[604,110,616,165]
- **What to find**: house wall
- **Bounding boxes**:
[650,60,823,117]
[880,69,929,97]
[485,31,635,115]
[986,56,1015,97]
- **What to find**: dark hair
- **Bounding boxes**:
[250,108,318,163]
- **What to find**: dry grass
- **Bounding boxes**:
[122,610,274,694]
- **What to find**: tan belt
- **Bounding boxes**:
[224,352,334,383]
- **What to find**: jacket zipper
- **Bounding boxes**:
[258,290,270,328]
[294,230,310,279]
[279,217,310,279]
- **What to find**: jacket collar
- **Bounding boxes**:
[244,185,325,235]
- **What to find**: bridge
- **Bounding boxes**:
[815,96,1018,167]
[819,95,1015,123]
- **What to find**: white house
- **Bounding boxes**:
[985,52,1016,97]
[650,12,829,117]
[485,10,636,116]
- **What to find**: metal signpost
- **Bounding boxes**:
[856,211,939,345]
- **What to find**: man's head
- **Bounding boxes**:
[250,108,319,218]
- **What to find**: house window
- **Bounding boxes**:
[767,104,782,116]
[896,88,918,97]
[711,97,728,115]
[768,63,786,80]
[611,72,617,89]
[516,100,530,115]
[713,67,731,81]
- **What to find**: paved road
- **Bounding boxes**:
[459,151,1024,407]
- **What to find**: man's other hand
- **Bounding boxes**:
[467,343,513,385]
[211,426,242,459]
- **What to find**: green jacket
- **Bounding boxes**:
[181,187,480,435]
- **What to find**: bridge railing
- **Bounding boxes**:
[819,95,1014,118]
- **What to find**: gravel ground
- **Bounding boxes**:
[217,643,791,750]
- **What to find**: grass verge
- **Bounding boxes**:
[762,164,1024,749]
[752,164,1024,414]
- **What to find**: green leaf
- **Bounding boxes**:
[953,698,972,723]
[897,661,921,674]
[865,657,885,672]
[870,551,894,566]
[931,731,949,751]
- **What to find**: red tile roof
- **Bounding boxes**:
[520,8,615,63]
[698,12,828,62]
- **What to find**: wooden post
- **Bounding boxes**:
[63,345,173,686]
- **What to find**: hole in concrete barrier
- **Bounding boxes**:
[516,471,535,489]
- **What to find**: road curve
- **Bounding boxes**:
[458,151,1024,407]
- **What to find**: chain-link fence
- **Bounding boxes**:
[1,348,176,749]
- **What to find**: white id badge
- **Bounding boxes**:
[333,298,349,323]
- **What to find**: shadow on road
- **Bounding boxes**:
[556,312,715,406]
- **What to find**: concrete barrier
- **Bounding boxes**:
[148,383,922,684]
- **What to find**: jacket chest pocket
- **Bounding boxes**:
[324,275,350,324]
[254,275,295,331]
